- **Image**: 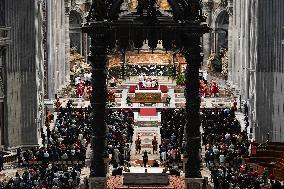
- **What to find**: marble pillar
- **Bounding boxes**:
[47,0,55,99]
[2,0,43,148]
[244,0,250,100]
[231,0,241,86]
[47,0,68,99]
[60,0,67,88]
[56,1,60,91]
[35,0,45,148]
[83,33,89,63]
[227,0,233,82]
[65,0,71,84]
[56,0,66,90]
[248,0,258,140]
[239,0,246,96]
[0,28,9,148]
[202,0,213,67]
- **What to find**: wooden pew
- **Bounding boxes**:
[249,142,284,181]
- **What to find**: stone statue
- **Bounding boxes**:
[221,48,228,79]
[207,52,216,72]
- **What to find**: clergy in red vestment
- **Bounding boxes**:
[210,80,219,97]
[76,80,85,97]
[199,80,206,98]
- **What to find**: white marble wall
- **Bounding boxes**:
[230,0,258,140]
[65,0,71,83]
[257,0,284,143]
[229,0,284,142]
[206,0,284,142]
[35,0,46,148]
[272,73,284,142]
[247,0,258,141]
[202,0,213,65]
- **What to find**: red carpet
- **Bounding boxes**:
[140,108,157,116]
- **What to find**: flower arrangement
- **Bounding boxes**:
[176,74,186,86]
[221,49,229,80]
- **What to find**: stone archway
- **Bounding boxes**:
[69,10,83,54]
[212,10,229,54]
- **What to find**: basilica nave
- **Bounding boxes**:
[0,0,284,188]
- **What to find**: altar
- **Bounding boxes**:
[135,90,161,93]
[129,85,168,93]
[134,90,162,103]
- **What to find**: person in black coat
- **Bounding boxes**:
[0,153,4,171]
[142,151,148,167]
[17,147,22,165]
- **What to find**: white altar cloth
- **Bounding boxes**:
[135,90,161,93]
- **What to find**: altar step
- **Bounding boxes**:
[116,186,174,189]
[135,121,161,127]
[123,82,176,86]
[131,127,161,160]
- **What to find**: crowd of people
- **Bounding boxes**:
[5,102,92,188]
[201,108,284,188]
[0,166,86,188]
[1,59,283,188]
[106,109,134,168]
[160,109,185,167]
[0,102,135,188]
[160,107,284,188]
[0,104,91,188]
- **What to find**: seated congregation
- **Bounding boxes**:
[160,107,284,188]
[4,102,134,188]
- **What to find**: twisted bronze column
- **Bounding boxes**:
[89,25,108,177]
[183,32,203,178]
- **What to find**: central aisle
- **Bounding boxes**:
[130,109,162,165]
[131,126,161,161]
